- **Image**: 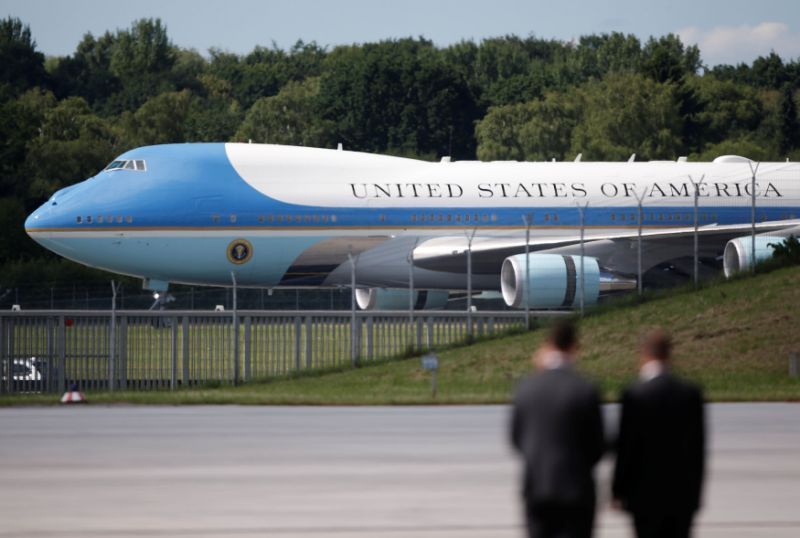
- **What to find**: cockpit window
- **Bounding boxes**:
[105,159,147,172]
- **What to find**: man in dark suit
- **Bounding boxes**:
[612,329,706,538]
[511,320,605,538]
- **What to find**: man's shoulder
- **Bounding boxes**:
[626,373,703,401]
[526,367,599,397]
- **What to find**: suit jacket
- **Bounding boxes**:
[612,372,705,515]
[511,365,605,506]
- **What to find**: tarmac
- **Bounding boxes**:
[0,403,798,537]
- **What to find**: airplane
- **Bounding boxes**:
[24,143,800,310]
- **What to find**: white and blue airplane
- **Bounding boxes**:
[24,143,800,309]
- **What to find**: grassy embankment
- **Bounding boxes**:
[3,266,799,406]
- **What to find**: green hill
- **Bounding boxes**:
[4,266,800,405]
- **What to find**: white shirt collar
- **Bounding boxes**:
[639,360,666,382]
[540,350,572,370]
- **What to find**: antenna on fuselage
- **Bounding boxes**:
[574,153,582,162]
[337,143,343,151]
[628,153,636,162]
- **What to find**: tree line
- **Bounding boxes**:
[1,16,800,286]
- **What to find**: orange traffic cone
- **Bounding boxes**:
[60,383,87,404]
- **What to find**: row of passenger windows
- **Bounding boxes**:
[611,212,718,222]
[74,211,796,226]
[76,215,133,224]
[211,214,339,224]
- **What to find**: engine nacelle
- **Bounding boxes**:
[501,254,600,309]
[355,288,449,310]
[723,235,780,277]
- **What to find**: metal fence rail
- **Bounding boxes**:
[0,310,552,394]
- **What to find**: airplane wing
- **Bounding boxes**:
[413,220,800,275]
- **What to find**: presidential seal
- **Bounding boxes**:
[227,239,253,264]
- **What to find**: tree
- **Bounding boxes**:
[318,38,479,159]
[0,88,57,198]
[234,77,331,146]
[118,90,196,147]
[640,34,700,83]
[475,90,582,161]
[49,32,120,110]
[0,17,46,96]
[570,73,683,161]
[688,75,763,145]
[778,84,800,156]
[24,97,116,200]
[107,18,177,111]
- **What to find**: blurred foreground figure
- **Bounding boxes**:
[613,329,706,538]
[511,320,605,538]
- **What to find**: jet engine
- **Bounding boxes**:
[355,288,449,310]
[722,235,781,277]
[501,253,600,309]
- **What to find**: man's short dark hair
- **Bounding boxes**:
[549,319,577,351]
[642,329,671,361]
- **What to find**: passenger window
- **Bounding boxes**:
[229,215,237,223]
[125,216,133,224]
[97,216,103,224]
[116,216,123,224]
[212,214,220,223]
[86,216,93,224]
[331,215,337,223]
[76,216,82,224]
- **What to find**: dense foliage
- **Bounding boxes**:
[2,17,800,285]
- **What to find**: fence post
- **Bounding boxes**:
[109,281,118,392]
[634,188,647,296]
[57,315,66,393]
[690,175,706,288]
[522,215,531,328]
[118,316,127,390]
[426,316,434,349]
[465,228,476,339]
[748,161,760,273]
[231,271,239,385]
[0,317,5,395]
[6,318,14,394]
[45,317,54,393]
[575,202,589,315]
[366,315,374,361]
[305,316,312,369]
[244,316,252,380]
[181,316,189,387]
[170,317,178,391]
[347,252,359,367]
[408,238,418,351]
[790,352,799,378]
[294,315,301,371]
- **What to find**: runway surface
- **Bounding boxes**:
[1,403,798,537]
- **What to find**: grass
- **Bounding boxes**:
[2,265,800,406]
